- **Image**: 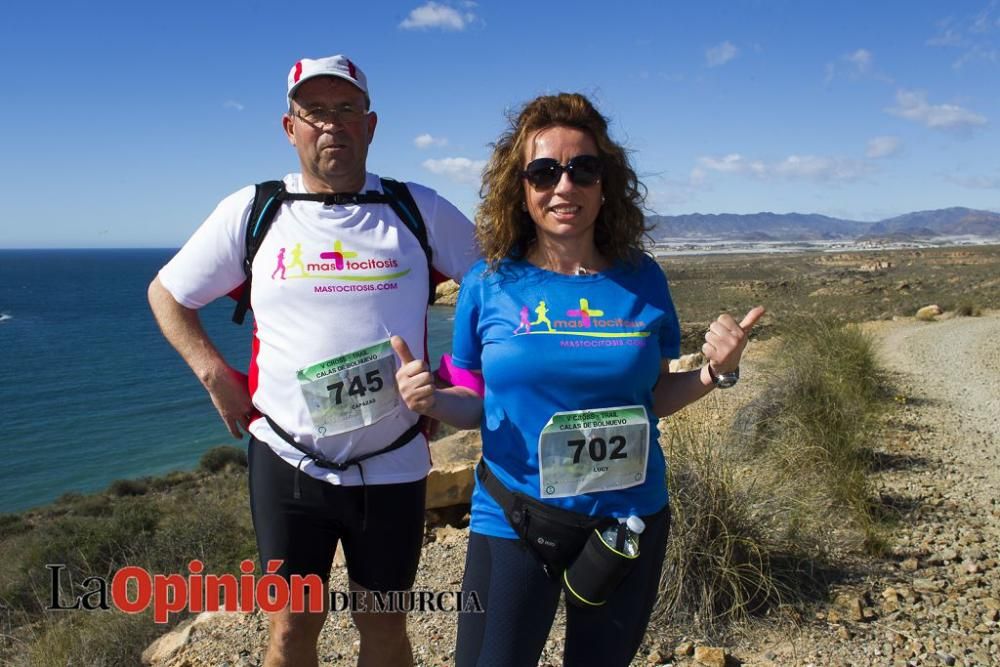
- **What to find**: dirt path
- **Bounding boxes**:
[877,313,1000,510]
[746,314,1000,667]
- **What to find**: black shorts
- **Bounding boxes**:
[247,437,426,593]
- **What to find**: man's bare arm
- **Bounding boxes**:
[147,277,253,439]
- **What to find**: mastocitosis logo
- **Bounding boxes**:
[270,241,410,284]
[511,296,650,347]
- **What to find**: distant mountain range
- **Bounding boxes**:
[647,207,1000,242]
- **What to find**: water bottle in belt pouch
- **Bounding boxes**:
[563,515,645,607]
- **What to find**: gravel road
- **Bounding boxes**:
[745,313,1000,667]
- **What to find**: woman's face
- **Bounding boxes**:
[522,126,603,248]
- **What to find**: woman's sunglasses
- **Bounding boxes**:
[521,155,602,189]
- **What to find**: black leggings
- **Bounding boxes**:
[455,505,670,667]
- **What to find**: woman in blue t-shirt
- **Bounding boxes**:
[393,93,763,667]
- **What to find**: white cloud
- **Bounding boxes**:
[866,135,901,158]
[400,2,476,30]
[825,47,893,84]
[926,27,963,47]
[947,173,1000,189]
[823,62,836,85]
[696,153,870,183]
[925,7,1000,68]
[223,100,245,112]
[886,89,987,130]
[705,41,739,67]
[422,157,486,183]
[772,155,870,181]
[644,171,711,213]
[414,133,448,149]
[697,154,767,176]
[953,45,1000,68]
[845,48,872,72]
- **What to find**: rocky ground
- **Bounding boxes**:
[143,312,1000,667]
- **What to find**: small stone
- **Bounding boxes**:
[693,646,727,667]
[836,625,851,640]
[647,650,664,664]
[333,543,347,567]
[970,650,991,663]
[676,641,694,657]
[985,609,1000,623]
[936,651,956,666]
[836,593,866,621]
[900,558,919,572]
[915,304,942,320]
[913,578,944,593]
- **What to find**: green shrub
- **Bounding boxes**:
[199,445,247,473]
[1,469,257,665]
[0,514,30,540]
[955,300,982,317]
[655,316,891,635]
[657,423,803,633]
[148,470,198,492]
[731,316,888,553]
[12,609,167,667]
[108,478,149,497]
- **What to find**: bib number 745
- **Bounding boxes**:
[328,369,384,404]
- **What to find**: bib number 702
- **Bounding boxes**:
[327,370,384,404]
[567,436,628,464]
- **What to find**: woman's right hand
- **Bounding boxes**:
[391,336,436,414]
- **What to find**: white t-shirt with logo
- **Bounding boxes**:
[159,173,477,485]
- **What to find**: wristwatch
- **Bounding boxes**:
[708,365,740,389]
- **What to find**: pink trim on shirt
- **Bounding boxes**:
[437,354,485,397]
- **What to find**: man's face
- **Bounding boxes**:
[282,77,377,192]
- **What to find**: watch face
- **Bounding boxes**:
[716,375,738,388]
[714,369,740,388]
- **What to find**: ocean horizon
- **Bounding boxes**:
[0,249,454,513]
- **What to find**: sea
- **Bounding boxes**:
[0,249,455,514]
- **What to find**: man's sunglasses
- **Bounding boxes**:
[521,155,602,189]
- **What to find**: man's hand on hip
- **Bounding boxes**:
[204,365,254,439]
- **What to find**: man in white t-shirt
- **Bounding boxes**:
[148,55,477,667]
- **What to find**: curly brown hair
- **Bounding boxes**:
[476,93,648,268]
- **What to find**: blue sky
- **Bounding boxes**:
[2,0,998,248]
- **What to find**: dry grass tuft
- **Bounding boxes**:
[654,315,890,636]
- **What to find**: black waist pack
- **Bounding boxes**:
[476,460,614,579]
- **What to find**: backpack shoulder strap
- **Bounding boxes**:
[232,180,286,324]
[379,178,436,305]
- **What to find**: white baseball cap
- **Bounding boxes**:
[287,55,369,101]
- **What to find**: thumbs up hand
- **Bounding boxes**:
[392,335,436,414]
[702,306,765,375]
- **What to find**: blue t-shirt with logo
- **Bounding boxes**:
[451,255,681,539]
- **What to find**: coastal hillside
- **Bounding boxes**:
[647,207,1000,242]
